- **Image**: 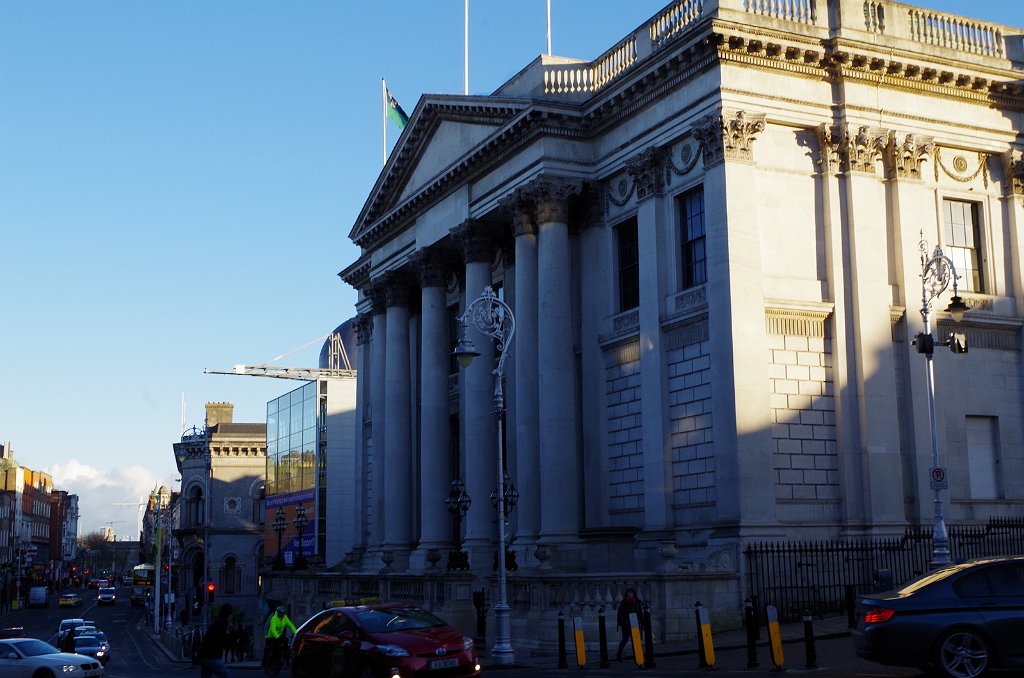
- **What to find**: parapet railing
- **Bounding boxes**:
[906,7,1004,58]
[540,0,1017,97]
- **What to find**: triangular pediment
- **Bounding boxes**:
[349,94,529,244]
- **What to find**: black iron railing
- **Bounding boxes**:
[745,517,1024,621]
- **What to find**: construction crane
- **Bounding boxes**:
[204,331,356,381]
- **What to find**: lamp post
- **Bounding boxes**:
[444,479,472,570]
[293,505,307,570]
[915,238,969,569]
[272,507,287,570]
[452,285,516,664]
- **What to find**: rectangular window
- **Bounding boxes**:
[679,186,706,289]
[942,199,983,293]
[966,415,1001,500]
[615,218,639,311]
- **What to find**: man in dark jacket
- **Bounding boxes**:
[616,588,641,662]
[196,603,233,678]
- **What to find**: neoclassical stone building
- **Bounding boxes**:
[339,0,1024,644]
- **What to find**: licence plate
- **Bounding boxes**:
[429,658,459,670]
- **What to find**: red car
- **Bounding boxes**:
[291,604,481,678]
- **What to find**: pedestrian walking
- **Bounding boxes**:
[196,604,234,678]
[616,587,642,662]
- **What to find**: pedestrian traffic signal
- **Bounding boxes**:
[206,581,216,603]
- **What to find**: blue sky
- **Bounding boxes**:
[1,0,1021,537]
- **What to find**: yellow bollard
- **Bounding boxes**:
[573,615,587,667]
[766,605,785,669]
[628,612,645,666]
[698,604,716,667]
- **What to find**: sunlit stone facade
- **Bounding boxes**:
[339,0,1024,646]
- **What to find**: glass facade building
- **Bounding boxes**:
[267,382,318,496]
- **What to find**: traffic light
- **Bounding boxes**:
[206,581,216,603]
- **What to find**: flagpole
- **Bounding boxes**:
[464,0,469,95]
[547,0,552,56]
[382,78,387,166]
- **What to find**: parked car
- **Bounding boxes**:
[27,586,48,608]
[291,604,481,678]
[71,634,108,666]
[59,592,83,608]
[853,555,1024,678]
[96,587,116,605]
[0,637,104,677]
[0,627,25,639]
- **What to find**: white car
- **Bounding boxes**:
[0,637,104,676]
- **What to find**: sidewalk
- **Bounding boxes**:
[145,614,853,672]
[495,614,853,671]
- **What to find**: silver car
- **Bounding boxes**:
[96,587,116,605]
[0,637,104,677]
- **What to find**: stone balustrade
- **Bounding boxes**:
[539,0,1021,97]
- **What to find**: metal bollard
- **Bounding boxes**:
[557,610,568,669]
[642,602,656,668]
[744,597,759,668]
[598,606,609,669]
[845,584,856,628]
[695,602,707,668]
[803,610,817,669]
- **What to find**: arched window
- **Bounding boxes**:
[223,556,239,595]
[188,486,205,527]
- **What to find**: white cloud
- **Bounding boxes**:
[45,459,176,539]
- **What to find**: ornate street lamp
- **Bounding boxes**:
[453,285,516,664]
[914,237,969,568]
[444,478,472,570]
[272,507,287,570]
[293,505,307,570]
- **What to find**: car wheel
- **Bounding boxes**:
[32,669,57,678]
[935,628,992,678]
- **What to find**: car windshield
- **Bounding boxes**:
[99,588,115,594]
[15,639,61,657]
[75,637,100,648]
[355,607,445,633]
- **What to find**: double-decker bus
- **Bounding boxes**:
[130,563,155,606]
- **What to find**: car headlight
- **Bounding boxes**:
[377,644,411,657]
[60,665,77,673]
[463,636,475,651]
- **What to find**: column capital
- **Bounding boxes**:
[693,109,766,167]
[450,219,494,264]
[839,124,887,174]
[885,131,934,180]
[353,314,373,345]
[816,123,842,174]
[518,176,582,224]
[383,270,416,308]
[499,192,535,238]
[366,282,388,315]
[410,248,454,288]
[1003,149,1024,201]
[625,147,666,201]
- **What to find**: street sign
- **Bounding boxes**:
[929,466,948,490]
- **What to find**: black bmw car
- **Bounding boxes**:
[853,555,1024,678]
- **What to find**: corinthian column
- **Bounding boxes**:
[524,177,582,560]
[412,250,452,569]
[503,196,539,547]
[383,271,414,570]
[366,284,388,556]
[451,220,497,559]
